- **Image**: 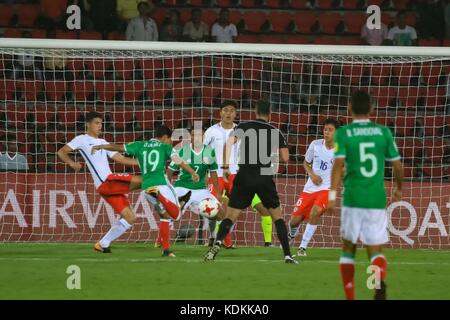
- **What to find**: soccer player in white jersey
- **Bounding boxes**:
[57,111,141,253]
[287,118,340,257]
[203,100,274,248]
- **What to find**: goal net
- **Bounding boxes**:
[0,39,449,249]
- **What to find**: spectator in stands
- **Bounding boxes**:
[14,54,42,80]
[387,11,418,46]
[211,8,237,43]
[361,20,389,46]
[118,0,154,31]
[160,9,183,42]
[86,0,118,37]
[126,1,158,41]
[38,0,68,30]
[417,0,445,40]
[183,8,209,42]
[445,0,450,38]
[43,55,73,81]
[0,134,29,171]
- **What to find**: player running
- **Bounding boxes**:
[57,111,141,253]
[167,127,225,221]
[92,125,199,257]
[287,118,340,257]
[204,100,274,248]
[327,90,403,300]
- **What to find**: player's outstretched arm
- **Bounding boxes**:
[391,159,404,201]
[57,145,82,172]
[327,157,345,213]
[92,144,125,154]
[111,153,139,166]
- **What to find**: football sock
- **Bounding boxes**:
[370,254,387,282]
[159,219,171,251]
[215,218,233,245]
[288,225,298,239]
[158,194,180,220]
[99,218,131,248]
[261,215,273,243]
[300,223,317,249]
[209,219,217,239]
[274,219,291,257]
[340,252,355,300]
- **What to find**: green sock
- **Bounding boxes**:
[261,215,273,243]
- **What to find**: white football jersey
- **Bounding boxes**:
[67,134,117,188]
[203,122,239,177]
[303,139,334,193]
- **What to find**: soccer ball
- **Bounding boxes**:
[198,198,220,219]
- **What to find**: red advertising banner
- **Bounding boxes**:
[0,173,449,249]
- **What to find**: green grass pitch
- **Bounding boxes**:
[1,243,449,300]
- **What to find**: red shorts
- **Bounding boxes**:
[291,190,329,220]
[208,174,236,198]
[96,174,134,214]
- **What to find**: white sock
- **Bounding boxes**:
[99,218,132,248]
[300,223,317,249]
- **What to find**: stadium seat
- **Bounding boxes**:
[55,30,78,39]
[243,11,268,33]
[317,0,337,9]
[266,0,282,8]
[34,105,56,129]
[424,116,445,136]
[425,87,446,109]
[367,0,384,6]
[397,87,419,108]
[236,34,261,43]
[79,31,103,40]
[342,0,361,9]
[443,39,450,47]
[392,64,418,86]
[189,0,203,6]
[314,36,339,45]
[421,63,444,86]
[72,81,95,101]
[395,115,415,137]
[342,64,364,85]
[172,83,196,105]
[370,86,398,108]
[202,10,218,27]
[107,31,126,40]
[319,12,342,34]
[241,58,263,81]
[15,4,40,27]
[152,8,167,25]
[3,29,23,38]
[85,59,113,80]
[215,57,242,80]
[229,10,242,25]
[424,140,445,164]
[201,86,221,106]
[162,58,184,79]
[122,81,145,102]
[241,0,256,7]
[17,80,44,101]
[59,107,78,129]
[293,12,317,33]
[0,80,17,101]
[113,59,136,80]
[393,0,409,10]
[147,82,170,105]
[285,35,310,44]
[344,12,366,33]
[423,166,445,178]
[339,37,363,45]
[95,82,120,102]
[30,29,47,39]
[134,109,153,130]
[7,105,27,129]
[216,0,231,6]
[0,5,14,26]
[140,59,163,80]
[396,138,422,162]
[220,85,243,101]
[291,0,307,9]
[368,64,391,85]
[417,38,441,47]
[268,11,292,33]
[404,12,417,27]
[45,81,67,102]
[111,111,133,130]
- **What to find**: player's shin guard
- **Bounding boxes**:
[99,218,132,248]
[215,218,233,245]
[159,219,171,251]
[300,223,317,249]
[370,254,387,282]
[340,252,355,300]
[261,215,273,244]
[158,195,180,220]
[274,219,291,257]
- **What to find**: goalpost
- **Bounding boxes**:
[0,39,449,249]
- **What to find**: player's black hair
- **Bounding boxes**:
[255,100,271,116]
[85,111,103,123]
[154,125,173,138]
[350,90,372,115]
[220,100,237,110]
[323,118,341,129]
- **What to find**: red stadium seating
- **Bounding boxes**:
[317,0,336,9]
[202,10,218,26]
[45,81,67,101]
[266,0,282,8]
[417,39,441,47]
[314,36,339,45]
[95,81,120,102]
[342,64,364,85]
[134,110,153,130]
[0,5,14,26]
[3,29,22,38]
[344,12,366,33]
[291,0,307,9]
[7,105,27,129]
[424,87,446,109]
[17,80,43,101]
[396,138,423,162]
[30,29,47,39]
[319,12,342,34]
[79,31,103,40]
[236,34,261,43]
[85,59,113,80]
[420,63,444,85]
[162,58,184,79]
[72,81,95,101]
[393,0,409,10]
[370,86,398,108]
[140,59,163,80]
[243,11,267,33]
[397,87,419,108]
[215,57,242,80]
[392,64,418,86]
[122,81,145,102]
[342,0,361,9]
[268,11,292,33]
[424,116,445,136]
[147,82,170,105]
[220,85,243,101]
[395,115,415,136]
[113,59,136,80]
[0,80,17,101]
[216,0,231,6]
[66,59,85,76]
[340,37,363,45]
[15,4,40,27]
[152,8,167,25]
[241,0,256,7]
[285,35,310,44]
[293,12,317,33]
[229,10,242,25]
[59,107,78,129]
[242,58,263,81]
[172,83,196,105]
[368,64,391,85]
[201,86,221,106]
[34,105,56,129]
[107,31,126,40]
[55,30,78,39]
[111,111,133,130]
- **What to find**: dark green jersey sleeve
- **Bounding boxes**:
[124,141,144,157]
[334,127,347,158]
[384,127,401,161]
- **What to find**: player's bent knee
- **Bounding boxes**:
[121,207,136,224]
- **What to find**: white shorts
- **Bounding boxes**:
[340,207,389,246]
[144,185,179,218]
[174,187,216,216]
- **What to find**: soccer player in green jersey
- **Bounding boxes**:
[167,127,225,221]
[93,125,199,257]
[327,90,403,300]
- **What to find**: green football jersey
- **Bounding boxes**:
[124,139,173,190]
[168,144,218,190]
[334,120,401,209]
